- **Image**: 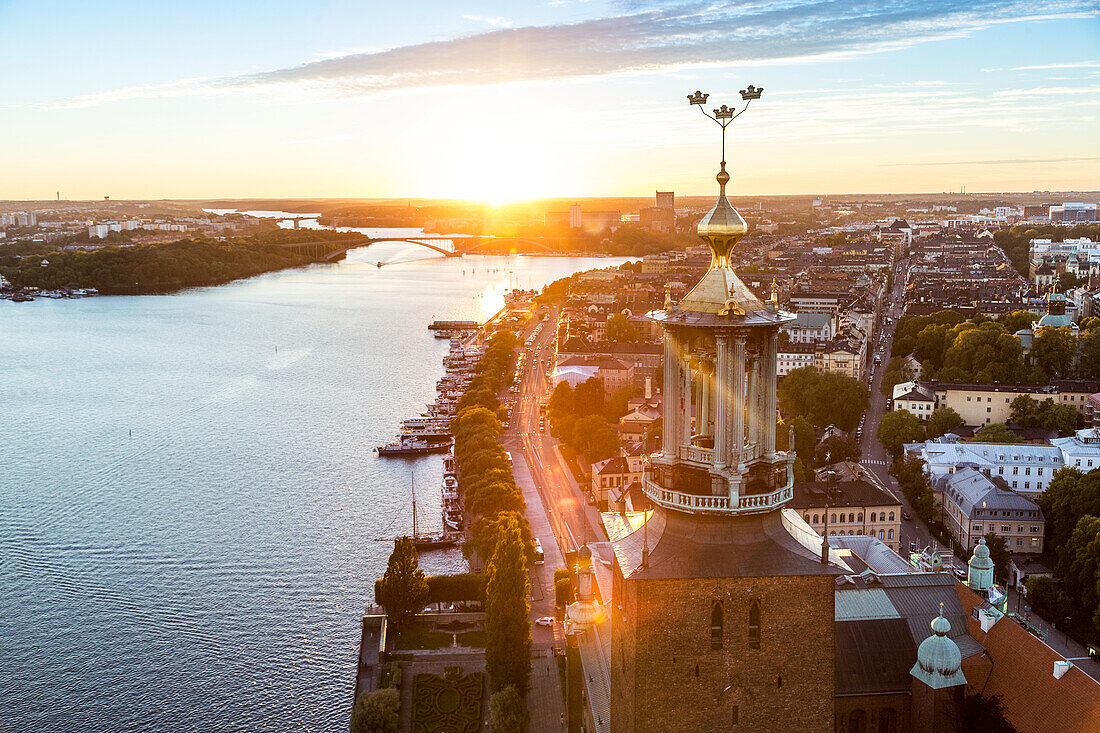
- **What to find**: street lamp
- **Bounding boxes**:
[687,85,764,167]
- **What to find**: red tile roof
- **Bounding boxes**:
[956,584,1100,733]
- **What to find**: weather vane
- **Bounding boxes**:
[687,84,763,174]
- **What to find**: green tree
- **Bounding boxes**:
[350,688,400,733]
[777,367,868,431]
[1025,576,1061,620]
[1031,327,1076,380]
[971,423,1023,444]
[571,414,620,462]
[488,685,529,733]
[877,409,924,458]
[376,537,429,626]
[925,407,963,439]
[1059,515,1100,634]
[891,455,935,524]
[1078,327,1100,379]
[485,515,532,694]
[914,323,953,370]
[939,321,1025,383]
[604,313,635,342]
[983,532,1011,582]
[998,310,1039,334]
[554,568,573,609]
[815,435,860,467]
[879,357,913,398]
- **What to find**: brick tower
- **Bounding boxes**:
[609,87,843,732]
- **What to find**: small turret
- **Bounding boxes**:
[967,538,994,594]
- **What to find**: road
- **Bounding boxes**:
[857,257,939,560]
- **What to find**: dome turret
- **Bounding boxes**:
[910,605,966,689]
[968,538,995,593]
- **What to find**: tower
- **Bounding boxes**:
[967,538,994,594]
[609,87,843,732]
[909,606,966,733]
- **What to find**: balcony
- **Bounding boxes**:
[678,445,714,465]
[642,477,792,516]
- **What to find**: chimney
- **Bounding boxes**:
[1054,661,1073,680]
[979,609,997,634]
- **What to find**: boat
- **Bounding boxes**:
[442,505,463,531]
[376,435,453,456]
[406,473,461,550]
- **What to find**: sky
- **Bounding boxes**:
[0,0,1098,201]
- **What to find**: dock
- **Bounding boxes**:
[428,320,480,332]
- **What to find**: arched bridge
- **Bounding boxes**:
[279,235,562,261]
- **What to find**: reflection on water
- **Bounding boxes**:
[0,246,630,732]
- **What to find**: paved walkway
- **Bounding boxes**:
[528,648,567,731]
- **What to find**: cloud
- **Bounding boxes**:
[462,14,514,28]
[886,156,1100,167]
[53,1,1100,107]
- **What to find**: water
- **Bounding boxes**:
[0,244,628,732]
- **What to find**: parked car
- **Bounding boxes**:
[535,616,554,627]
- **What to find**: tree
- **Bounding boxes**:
[983,532,1010,582]
[877,409,923,458]
[350,688,400,733]
[376,537,429,626]
[879,357,913,398]
[1060,515,1100,634]
[939,321,1025,383]
[1025,576,1060,620]
[1031,326,1076,380]
[1078,327,1100,379]
[485,515,532,694]
[815,435,860,467]
[960,692,1017,733]
[925,407,963,439]
[571,414,620,462]
[777,367,868,431]
[554,568,572,609]
[604,313,635,342]
[489,686,529,733]
[998,310,1039,334]
[971,423,1023,444]
[891,456,935,524]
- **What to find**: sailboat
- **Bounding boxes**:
[405,472,460,550]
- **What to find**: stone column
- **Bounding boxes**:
[731,336,746,467]
[662,332,678,457]
[714,335,729,469]
[682,357,693,446]
[699,363,711,437]
[747,353,759,452]
[765,330,778,458]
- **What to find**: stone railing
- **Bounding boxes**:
[678,445,714,465]
[737,485,792,511]
[642,477,792,515]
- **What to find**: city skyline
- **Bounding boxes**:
[1,0,1098,200]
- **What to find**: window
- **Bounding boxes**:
[1013,481,1018,488]
[1018,525,1023,533]
[710,601,723,649]
[1031,537,1039,547]
[888,512,895,521]
[870,512,877,522]
[888,529,894,539]
[1017,538,1023,546]
[1025,482,1030,489]
[998,467,1004,475]
[974,524,983,532]
[1039,468,1044,476]
[987,407,992,413]
[848,513,855,523]
[857,513,863,522]
[1025,467,1031,476]
[812,514,819,524]
[1002,525,1010,533]
[748,600,761,649]
[1013,467,1019,475]
[831,514,837,523]
[1031,526,1039,533]
[878,529,885,539]
[804,514,810,523]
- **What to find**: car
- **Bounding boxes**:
[901,511,912,521]
[535,616,554,627]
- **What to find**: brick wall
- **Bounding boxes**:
[612,571,836,731]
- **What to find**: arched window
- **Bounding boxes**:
[870,512,877,522]
[888,529,894,540]
[849,709,866,733]
[831,513,837,523]
[748,600,761,649]
[878,707,897,733]
[879,529,885,539]
[813,514,819,523]
[848,513,855,523]
[710,601,723,649]
[857,513,863,522]
[889,511,895,521]
[804,514,810,523]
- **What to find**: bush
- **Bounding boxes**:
[350,687,400,733]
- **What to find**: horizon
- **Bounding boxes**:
[1,1,1098,200]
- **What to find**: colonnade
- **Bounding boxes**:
[661,329,779,472]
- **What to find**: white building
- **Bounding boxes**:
[892,381,935,418]
[1051,428,1100,472]
[777,342,816,377]
[88,224,110,239]
[907,435,1063,498]
[781,312,834,344]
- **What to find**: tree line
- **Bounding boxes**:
[0,229,368,295]
[546,378,634,463]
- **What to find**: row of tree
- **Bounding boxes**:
[546,378,633,463]
[892,307,1100,385]
[0,229,371,294]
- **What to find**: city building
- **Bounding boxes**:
[906,435,1063,499]
[781,311,833,344]
[546,205,623,233]
[591,456,642,508]
[936,468,1044,552]
[1049,202,1098,223]
[790,479,903,551]
[893,381,936,418]
[1051,427,1100,472]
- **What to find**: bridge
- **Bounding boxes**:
[278,235,563,261]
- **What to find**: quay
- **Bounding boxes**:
[428,319,480,332]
